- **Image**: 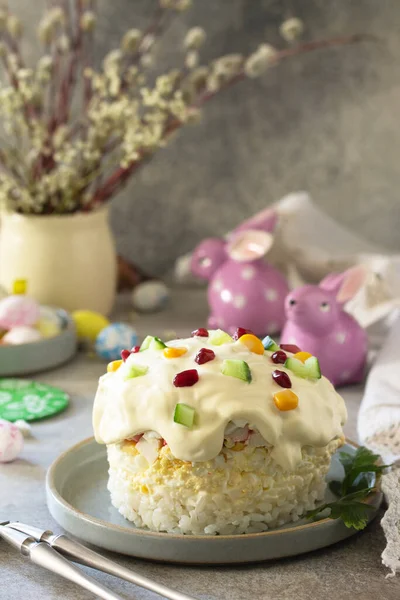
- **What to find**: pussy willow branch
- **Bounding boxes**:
[120,5,171,90]
[88,32,375,209]
[54,0,83,131]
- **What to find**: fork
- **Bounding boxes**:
[0,523,126,600]
[2,521,197,600]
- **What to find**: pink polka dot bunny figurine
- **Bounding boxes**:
[280,265,368,387]
[190,214,289,337]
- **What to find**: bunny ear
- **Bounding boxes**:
[226,229,274,262]
[320,265,367,304]
[231,208,278,237]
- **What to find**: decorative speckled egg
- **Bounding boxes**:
[95,323,138,361]
[0,419,24,462]
[72,310,110,342]
[131,281,170,313]
[36,306,62,338]
[2,326,43,345]
[0,295,40,329]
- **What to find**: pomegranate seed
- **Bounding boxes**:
[121,349,131,362]
[162,439,168,446]
[271,350,287,364]
[131,345,140,353]
[272,369,292,388]
[232,327,254,341]
[173,369,199,387]
[191,328,209,337]
[195,348,216,365]
[280,343,301,354]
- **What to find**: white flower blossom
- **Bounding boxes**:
[121,29,141,53]
[57,34,70,54]
[47,7,66,26]
[103,49,122,72]
[244,43,277,78]
[80,11,96,32]
[7,15,23,38]
[213,54,243,77]
[160,0,192,10]
[184,27,206,50]
[185,50,199,69]
[279,17,304,42]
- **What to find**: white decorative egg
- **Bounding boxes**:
[0,295,40,329]
[0,419,24,462]
[95,323,138,361]
[131,281,170,313]
[2,326,43,345]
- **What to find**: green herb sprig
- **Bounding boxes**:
[307,446,391,530]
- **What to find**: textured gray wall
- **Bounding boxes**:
[11,0,400,275]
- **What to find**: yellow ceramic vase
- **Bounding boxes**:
[0,207,117,315]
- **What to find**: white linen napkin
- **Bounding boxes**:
[358,312,400,576]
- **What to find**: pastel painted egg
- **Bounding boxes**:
[0,295,40,329]
[36,306,63,337]
[2,326,43,345]
[72,310,110,342]
[36,318,61,338]
[95,323,138,361]
[131,281,170,313]
[0,419,24,462]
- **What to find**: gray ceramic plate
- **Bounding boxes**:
[0,308,77,376]
[46,438,382,565]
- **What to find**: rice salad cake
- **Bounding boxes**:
[93,328,347,535]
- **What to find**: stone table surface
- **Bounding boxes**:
[1,288,400,600]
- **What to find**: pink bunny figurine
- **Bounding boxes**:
[280,265,368,387]
[190,228,289,336]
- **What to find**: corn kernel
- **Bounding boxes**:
[163,347,188,358]
[273,389,299,411]
[239,334,265,355]
[13,279,27,294]
[294,351,313,363]
[107,359,123,372]
[140,485,149,494]
[231,442,246,451]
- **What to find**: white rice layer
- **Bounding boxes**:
[107,437,342,535]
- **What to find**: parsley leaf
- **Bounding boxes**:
[307,446,390,530]
[340,446,390,496]
[334,502,374,530]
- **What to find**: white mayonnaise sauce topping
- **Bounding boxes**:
[93,336,347,471]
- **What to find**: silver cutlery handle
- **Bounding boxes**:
[29,543,127,600]
[53,535,196,600]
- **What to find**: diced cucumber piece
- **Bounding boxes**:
[151,336,167,350]
[285,356,321,380]
[221,359,252,383]
[173,403,195,427]
[209,329,233,346]
[262,335,279,352]
[284,357,308,378]
[140,335,167,351]
[124,364,149,380]
[139,335,153,351]
[305,356,321,379]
